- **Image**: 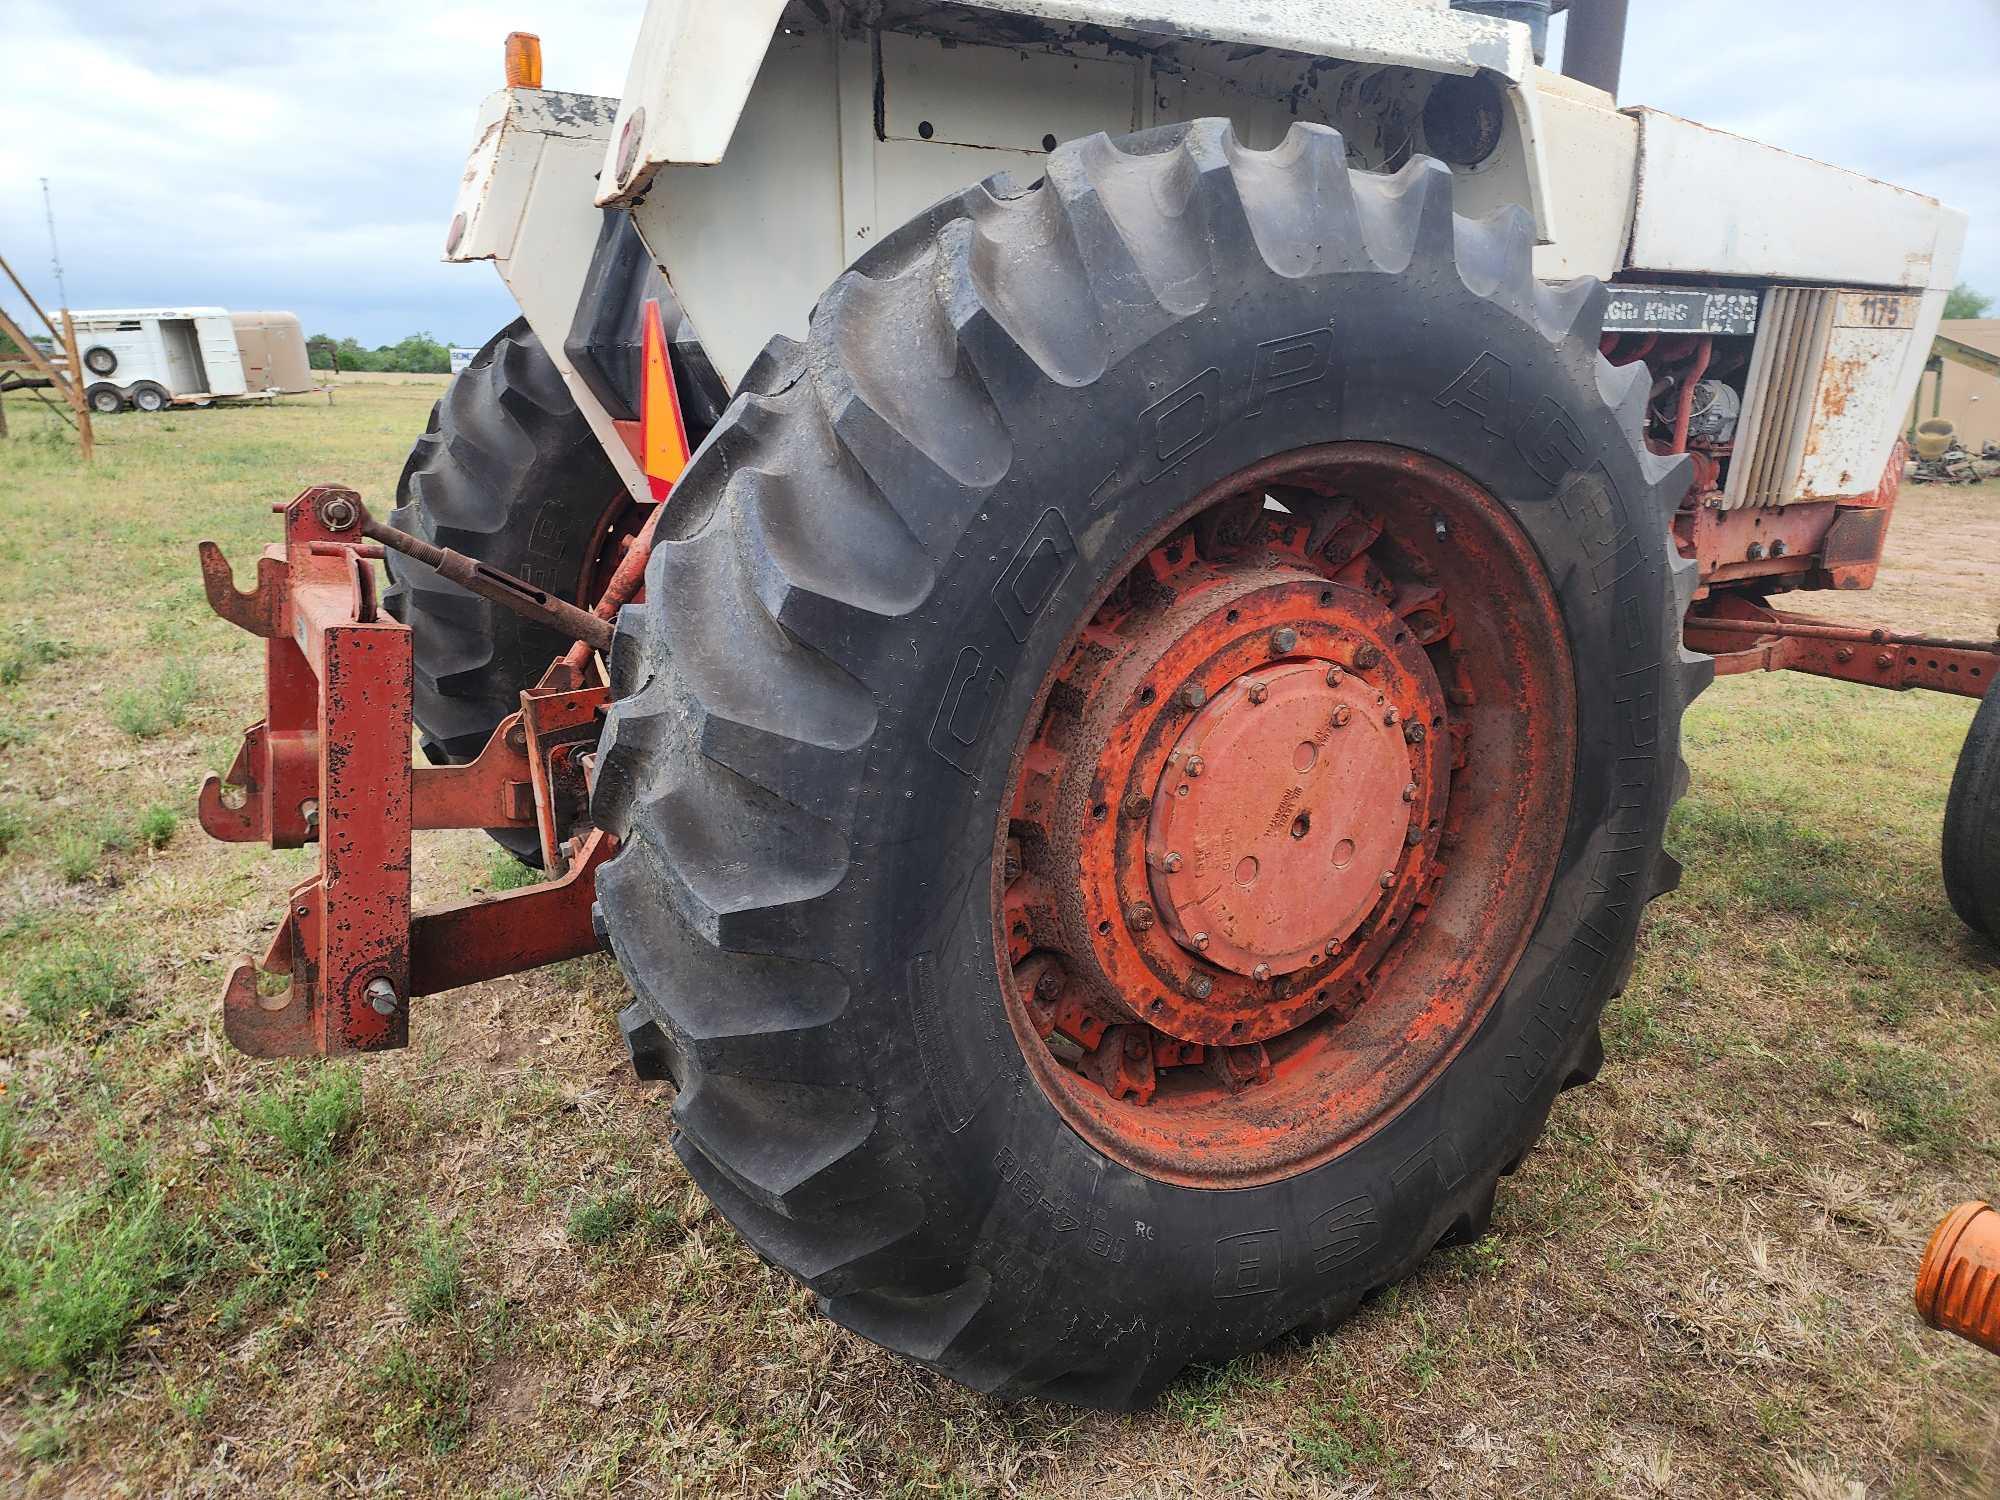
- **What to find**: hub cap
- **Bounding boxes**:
[995,445,1575,1185]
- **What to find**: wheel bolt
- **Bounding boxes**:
[1355,644,1383,670]
[1192,931,1210,951]
[1325,665,1344,687]
[1406,827,1424,846]
[1402,783,1416,802]
[1379,871,1396,890]
[1383,706,1399,725]
[1180,682,1208,710]
[1404,721,1425,744]
[1253,963,1272,983]
[1035,969,1064,1001]
[1123,794,1151,820]
[1185,755,1204,778]
[1325,939,1342,958]
[1127,902,1155,931]
[1270,627,1298,656]
[1247,682,1268,705]
[1163,851,1183,873]
[1188,975,1214,999]
[1332,704,1351,727]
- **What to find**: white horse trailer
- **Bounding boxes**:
[74,308,314,413]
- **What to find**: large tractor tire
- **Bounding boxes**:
[1943,687,2000,942]
[383,318,633,860]
[592,121,1707,1407]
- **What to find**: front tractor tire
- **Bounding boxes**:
[593,121,1707,1406]
[383,318,632,860]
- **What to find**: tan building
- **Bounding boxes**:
[1926,319,2000,450]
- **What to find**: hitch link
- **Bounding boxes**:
[195,484,616,1058]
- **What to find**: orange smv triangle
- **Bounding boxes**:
[640,296,690,501]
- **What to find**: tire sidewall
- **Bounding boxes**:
[841,269,1676,1344]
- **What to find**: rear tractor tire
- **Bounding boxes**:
[592,120,1707,1406]
[1943,686,2000,943]
[383,317,633,862]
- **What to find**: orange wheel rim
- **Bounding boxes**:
[994,444,1575,1187]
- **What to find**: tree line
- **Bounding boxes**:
[306,332,455,374]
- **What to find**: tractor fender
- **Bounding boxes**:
[593,0,1531,206]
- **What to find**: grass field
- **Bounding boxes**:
[2,383,1998,1497]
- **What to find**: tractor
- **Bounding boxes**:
[194,0,2000,1402]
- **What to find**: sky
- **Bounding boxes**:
[4,0,1998,348]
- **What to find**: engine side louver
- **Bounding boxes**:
[1722,286,1837,510]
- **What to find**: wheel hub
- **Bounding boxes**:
[1147,657,1415,979]
[995,445,1576,1185]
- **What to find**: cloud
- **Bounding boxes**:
[4,0,1994,351]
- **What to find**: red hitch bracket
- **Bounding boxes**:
[198,484,616,1057]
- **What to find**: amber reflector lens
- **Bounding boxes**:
[504,31,543,89]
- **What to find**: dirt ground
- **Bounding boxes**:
[1,387,1998,1497]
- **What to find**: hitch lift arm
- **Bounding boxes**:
[195,484,645,1058]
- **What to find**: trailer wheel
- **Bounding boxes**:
[86,384,125,414]
[1943,687,2000,943]
[593,122,1706,1406]
[129,382,169,413]
[83,345,118,376]
[383,317,633,862]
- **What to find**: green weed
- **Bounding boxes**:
[0,800,23,858]
[14,940,138,1027]
[110,660,202,740]
[371,1343,472,1455]
[406,1221,466,1324]
[242,1067,363,1170]
[137,804,179,850]
[0,1185,199,1380]
[217,1176,329,1297]
[0,622,66,686]
[566,1191,636,1246]
[484,851,542,892]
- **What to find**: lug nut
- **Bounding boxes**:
[1188,975,1214,999]
[1247,682,1269,705]
[1127,902,1156,931]
[1404,721,1426,744]
[1771,539,1788,558]
[1270,626,1299,656]
[1332,704,1351,727]
[1163,851,1183,873]
[1035,969,1065,1002]
[1252,963,1272,983]
[1379,871,1396,890]
[1122,794,1151,820]
[1406,827,1424,846]
[1325,939,1342,958]
[1746,541,1766,561]
[364,976,399,1017]
[1185,755,1205,778]
[1402,782,1417,802]
[1180,682,1208,710]
[1383,707,1399,726]
[1325,665,1344,687]
[1192,931,1210,951]
[1355,644,1383,670]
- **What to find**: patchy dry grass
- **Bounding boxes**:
[2,388,1998,1494]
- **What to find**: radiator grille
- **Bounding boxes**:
[1722,287,1836,510]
